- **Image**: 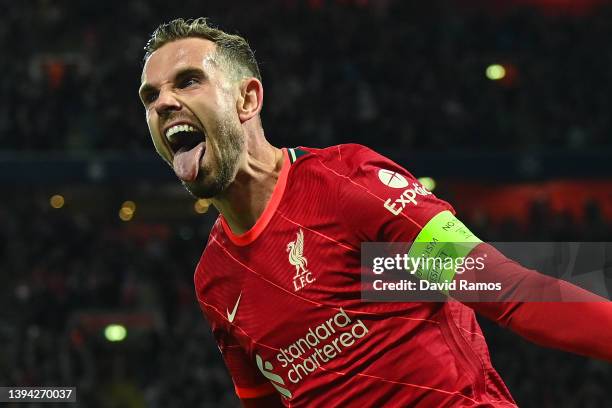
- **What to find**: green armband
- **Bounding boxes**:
[407,211,482,293]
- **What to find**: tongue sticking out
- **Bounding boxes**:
[173,142,205,182]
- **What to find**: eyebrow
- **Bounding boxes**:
[175,67,206,83]
[139,67,206,102]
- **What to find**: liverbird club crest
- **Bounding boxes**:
[286,229,315,291]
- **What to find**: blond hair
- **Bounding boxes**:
[143,18,261,82]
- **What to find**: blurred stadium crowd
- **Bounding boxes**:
[2,0,612,152]
[1,0,611,407]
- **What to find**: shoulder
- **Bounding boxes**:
[292,143,402,177]
[298,143,380,164]
[294,144,416,187]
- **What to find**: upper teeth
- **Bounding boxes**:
[165,124,198,139]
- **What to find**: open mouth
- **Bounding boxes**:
[165,124,206,153]
[164,123,207,182]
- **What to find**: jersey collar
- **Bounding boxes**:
[220,148,290,246]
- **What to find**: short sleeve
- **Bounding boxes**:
[336,145,454,243]
[213,327,275,399]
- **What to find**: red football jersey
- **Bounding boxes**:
[195,144,517,407]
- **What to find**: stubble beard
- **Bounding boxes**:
[181,115,244,199]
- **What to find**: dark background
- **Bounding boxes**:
[1,0,611,407]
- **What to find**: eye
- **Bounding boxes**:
[178,77,200,89]
[141,91,158,106]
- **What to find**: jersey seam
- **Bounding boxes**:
[444,305,488,398]
[197,241,496,406]
[195,296,486,406]
[276,210,360,253]
[206,234,439,324]
[454,320,490,401]
[313,155,425,232]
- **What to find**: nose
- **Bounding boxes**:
[154,89,181,117]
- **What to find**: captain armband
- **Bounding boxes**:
[406,211,482,293]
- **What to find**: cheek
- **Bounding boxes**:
[145,110,156,136]
[147,116,172,163]
[194,90,234,120]
[152,136,172,164]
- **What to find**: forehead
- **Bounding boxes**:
[141,37,217,84]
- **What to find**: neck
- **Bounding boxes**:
[211,141,284,235]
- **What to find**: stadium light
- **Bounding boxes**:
[50,194,65,209]
[194,199,211,214]
[486,64,506,81]
[119,207,133,221]
[417,177,436,192]
[122,200,136,212]
[104,324,127,342]
[119,200,136,221]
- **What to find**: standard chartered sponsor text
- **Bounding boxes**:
[276,308,369,384]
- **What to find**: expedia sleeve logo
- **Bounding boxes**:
[378,169,409,189]
[378,168,432,216]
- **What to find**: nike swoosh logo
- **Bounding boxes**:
[227,292,242,323]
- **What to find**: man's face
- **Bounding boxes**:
[139,38,244,198]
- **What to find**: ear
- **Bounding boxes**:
[236,77,263,123]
